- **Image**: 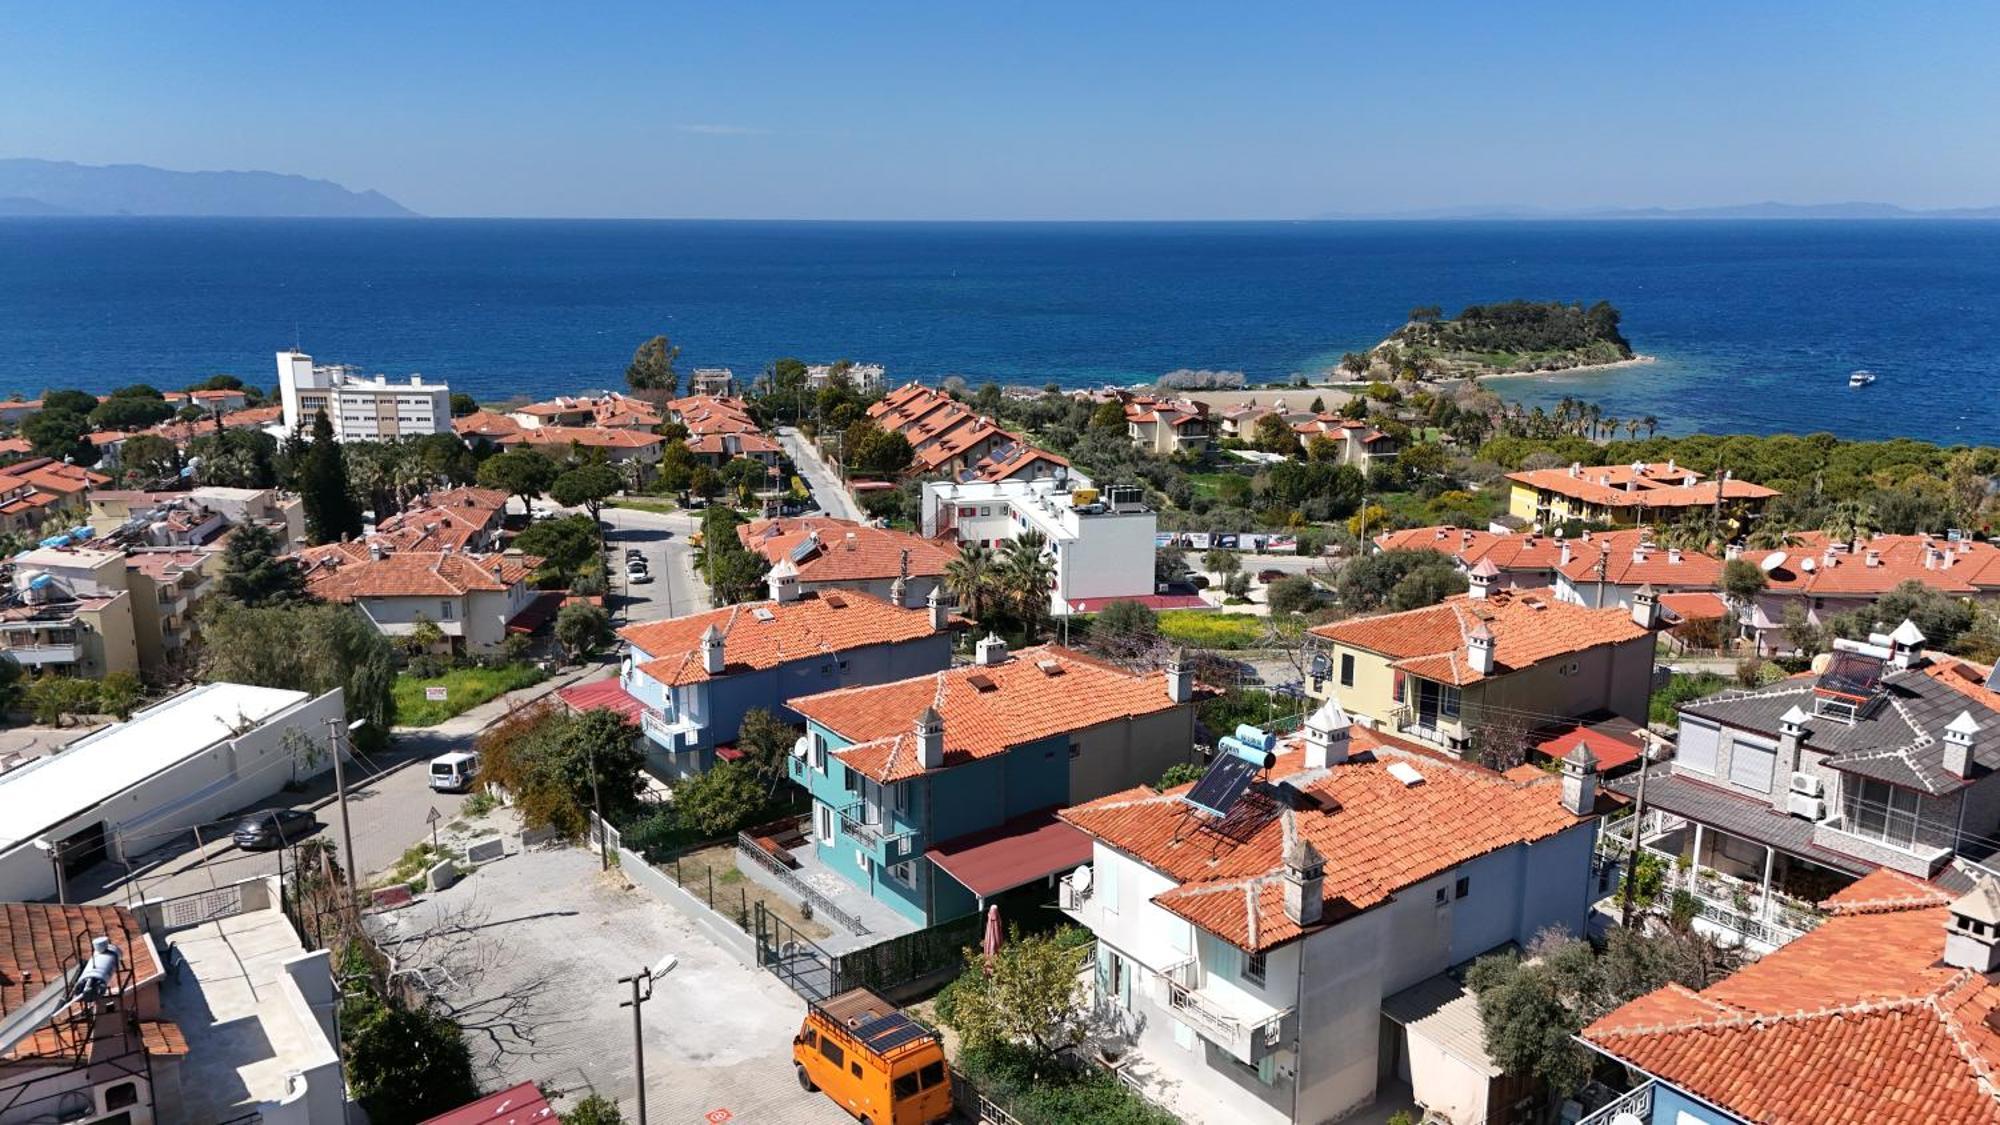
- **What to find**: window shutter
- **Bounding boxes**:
[1678,720,1720,774]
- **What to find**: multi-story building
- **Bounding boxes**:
[1306,579,1659,756]
[505,391,661,432]
[3,546,143,678]
[122,549,220,675]
[1606,628,2000,950]
[740,516,959,606]
[1735,531,2000,654]
[919,478,1160,614]
[1124,396,1212,457]
[298,543,540,653]
[688,367,739,397]
[615,590,956,778]
[807,362,886,394]
[1506,459,1779,530]
[275,349,451,440]
[372,486,511,553]
[0,459,109,535]
[1290,415,1399,469]
[1581,866,2000,1125]
[1058,700,1602,1125]
[496,425,664,482]
[786,638,1196,928]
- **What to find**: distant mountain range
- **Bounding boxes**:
[0,158,418,218]
[1313,201,2000,221]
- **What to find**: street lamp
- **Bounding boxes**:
[618,954,678,1125]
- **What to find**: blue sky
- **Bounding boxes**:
[1,2,1991,219]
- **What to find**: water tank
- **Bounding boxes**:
[1233,724,1276,752]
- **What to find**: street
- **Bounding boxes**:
[777,425,863,521]
[601,503,710,620]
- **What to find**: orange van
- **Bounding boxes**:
[793,987,952,1125]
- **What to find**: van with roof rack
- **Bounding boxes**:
[793,987,951,1125]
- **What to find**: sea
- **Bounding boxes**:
[2,217,1996,444]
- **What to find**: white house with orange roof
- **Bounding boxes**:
[738,516,958,606]
[1506,460,1779,530]
[1306,582,1660,758]
[496,425,663,482]
[1737,532,2000,654]
[1057,699,1603,1125]
[300,544,540,653]
[1124,396,1212,456]
[785,636,1197,928]
[615,590,956,777]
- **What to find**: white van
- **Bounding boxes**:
[429,751,480,793]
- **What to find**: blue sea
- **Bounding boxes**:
[1,217,1995,443]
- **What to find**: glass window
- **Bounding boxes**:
[819,1039,845,1068]
[1845,778,1922,850]
[1455,876,1470,899]
[1442,685,1461,718]
[440,601,454,620]
[104,1083,138,1110]
[919,1061,945,1089]
[893,1073,920,1100]
[1339,653,1355,687]
[1244,950,1267,984]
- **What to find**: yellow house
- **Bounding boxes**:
[1306,581,1660,759]
[1507,460,1778,529]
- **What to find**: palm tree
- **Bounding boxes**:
[1642,415,1659,439]
[1001,531,1056,641]
[1625,418,1641,440]
[943,544,996,623]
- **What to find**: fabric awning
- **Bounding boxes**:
[925,807,1093,900]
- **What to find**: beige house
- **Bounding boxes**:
[300,544,541,652]
[1307,578,1660,758]
[1124,397,1212,456]
[3,546,145,679]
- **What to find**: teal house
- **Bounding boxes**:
[785,636,1197,927]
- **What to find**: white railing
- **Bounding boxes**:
[836,802,912,860]
[1578,1079,1654,1125]
[1058,870,1094,912]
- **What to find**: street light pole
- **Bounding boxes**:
[326,717,363,913]
[617,959,672,1125]
[590,745,607,871]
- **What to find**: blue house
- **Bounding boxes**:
[1578,866,1999,1125]
[784,636,1196,927]
[615,588,955,778]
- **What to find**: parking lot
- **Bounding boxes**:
[371,841,849,1124]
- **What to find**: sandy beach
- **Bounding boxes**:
[1469,353,1659,382]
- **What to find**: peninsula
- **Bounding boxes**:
[1347,299,1637,380]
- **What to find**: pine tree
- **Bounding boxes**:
[300,410,362,545]
[218,522,309,606]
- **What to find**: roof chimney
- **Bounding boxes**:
[1303,696,1351,768]
[368,541,385,561]
[974,632,1009,666]
[1945,710,1981,780]
[701,622,726,675]
[1165,646,1193,705]
[1466,623,1496,676]
[1889,618,1926,668]
[1282,837,1325,927]
[926,584,950,631]
[1944,878,2000,972]
[1468,558,1498,600]
[1560,741,1599,815]
[1779,704,1809,766]
[915,706,944,770]
[767,559,799,603]
[1631,584,1660,630]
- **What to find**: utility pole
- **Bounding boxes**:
[325,717,361,914]
[1619,737,1653,929]
[590,745,607,871]
[618,961,673,1125]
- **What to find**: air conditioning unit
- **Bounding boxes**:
[1789,771,1823,798]
[1787,792,1826,821]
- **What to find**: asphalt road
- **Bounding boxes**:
[777,426,863,521]
[600,503,710,619]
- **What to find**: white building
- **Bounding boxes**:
[1058,703,1601,1125]
[919,477,1161,615]
[807,361,886,393]
[275,350,451,441]
[0,683,348,901]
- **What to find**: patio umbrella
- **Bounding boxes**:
[981,904,1003,967]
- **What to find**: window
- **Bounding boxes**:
[1435,886,1449,905]
[1098,855,1118,914]
[850,1062,863,1078]
[816,803,835,843]
[801,1028,818,1049]
[919,1061,945,1089]
[818,1038,845,1068]
[1455,876,1471,900]
[1244,950,1267,985]
[1339,653,1355,687]
[1069,739,1082,760]
[812,732,827,773]
[440,601,454,620]
[893,1073,921,1100]
[890,860,915,886]
[103,1083,138,1110]
[1844,777,1923,851]
[1441,685,1461,718]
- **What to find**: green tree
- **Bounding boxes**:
[117,433,180,484]
[1158,761,1202,788]
[671,759,765,836]
[1089,600,1159,659]
[189,427,279,488]
[1388,565,1469,611]
[23,410,98,466]
[688,465,722,503]
[218,523,309,606]
[476,448,560,516]
[477,705,645,835]
[200,602,398,749]
[1720,558,1768,648]
[842,421,914,478]
[95,671,142,720]
[555,602,613,663]
[735,708,801,782]
[1829,579,1978,651]
[448,392,479,416]
[654,440,697,495]
[1265,574,1319,615]
[1202,548,1240,576]
[300,410,362,544]
[936,926,1092,1059]
[90,390,175,431]
[1088,400,1127,431]
[560,1095,627,1125]
[514,514,602,585]
[943,544,997,623]
[550,462,623,523]
[1336,549,1461,612]
[0,654,24,717]
[345,1004,479,1125]
[39,389,98,416]
[1251,413,1298,456]
[1001,531,1056,640]
[625,335,681,394]
[25,676,98,726]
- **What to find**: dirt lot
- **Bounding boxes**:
[370,843,848,1124]
[665,842,833,941]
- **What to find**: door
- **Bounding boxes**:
[1416,680,1444,731]
[58,821,106,874]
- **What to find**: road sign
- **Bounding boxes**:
[427,806,442,849]
[425,686,448,702]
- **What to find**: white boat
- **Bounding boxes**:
[1848,369,1876,388]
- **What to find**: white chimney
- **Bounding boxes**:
[766,559,800,603]
[1468,558,1498,600]
[701,622,726,675]
[1466,623,1496,676]
[1560,741,1599,815]
[915,706,944,770]
[1889,618,1926,668]
[974,633,1009,666]
[1944,878,2000,972]
[1631,584,1660,629]
[1302,696,1351,768]
[926,584,950,631]
[1281,838,1325,927]
[1945,710,1980,779]
[1165,646,1193,705]
[1779,704,1809,767]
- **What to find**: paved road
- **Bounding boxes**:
[601,504,710,619]
[777,426,863,521]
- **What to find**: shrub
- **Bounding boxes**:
[1265,574,1320,615]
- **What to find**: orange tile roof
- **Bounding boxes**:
[373,508,489,553]
[1583,868,2000,1125]
[1060,727,1588,951]
[617,590,942,687]
[1658,591,1729,622]
[303,548,533,600]
[454,410,524,440]
[500,425,662,451]
[420,486,511,516]
[792,644,1181,782]
[688,431,783,456]
[1509,461,1779,510]
[2,901,170,1061]
[1310,587,1649,686]
[740,518,958,584]
[1758,532,2000,598]
[972,441,1068,482]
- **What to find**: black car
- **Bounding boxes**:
[232,808,318,850]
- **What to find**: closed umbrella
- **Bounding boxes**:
[981,904,1003,967]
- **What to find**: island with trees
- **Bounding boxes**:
[1341,300,1637,381]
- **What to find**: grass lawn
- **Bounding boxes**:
[392,663,548,727]
[609,495,680,515]
[1185,471,1252,501]
[1159,611,1270,650]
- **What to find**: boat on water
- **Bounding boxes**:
[1849,369,1877,388]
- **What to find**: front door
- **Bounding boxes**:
[1417,680,1444,731]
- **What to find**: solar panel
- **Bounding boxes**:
[1817,651,1885,700]
[1183,753,1258,818]
[855,1012,934,1054]
[789,536,820,563]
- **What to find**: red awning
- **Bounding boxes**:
[556,679,647,723]
[1533,716,1646,772]
[926,808,1093,900]
[505,590,567,634]
[419,1082,555,1125]
[1066,593,1211,613]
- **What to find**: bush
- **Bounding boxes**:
[1265,574,1320,615]
[671,761,766,837]
[1649,672,1730,725]
[1158,611,1266,650]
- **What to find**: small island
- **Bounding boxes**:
[1342,299,1639,381]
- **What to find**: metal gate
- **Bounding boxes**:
[752,899,839,1001]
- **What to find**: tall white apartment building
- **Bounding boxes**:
[920,476,1170,616]
[276,350,452,441]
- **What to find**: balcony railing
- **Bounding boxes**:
[640,708,698,750]
[1577,1079,1655,1125]
[3,643,79,665]
[1058,870,1094,912]
[1156,959,1290,1064]
[837,802,913,861]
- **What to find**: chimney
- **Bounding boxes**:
[1889,618,1926,668]
[1945,710,1980,779]
[915,706,944,770]
[1559,741,1599,816]
[701,622,726,675]
[974,632,1009,666]
[1631,584,1660,629]
[1281,837,1325,927]
[1468,557,1498,600]
[1165,646,1193,705]
[368,541,385,561]
[1778,704,1809,766]
[1944,878,2000,973]
[1559,540,1572,566]
[926,584,950,631]
[1667,548,1682,565]
[1466,623,1496,676]
[889,573,909,609]
[1302,696,1351,768]
[767,560,799,603]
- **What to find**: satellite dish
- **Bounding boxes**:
[1070,864,1093,891]
[1799,556,1817,572]
[1759,551,1787,572]
[1611,1114,1643,1125]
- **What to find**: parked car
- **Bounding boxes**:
[794,988,951,1125]
[1257,568,1286,584]
[625,548,644,560]
[429,751,480,793]
[626,560,652,584]
[231,808,318,850]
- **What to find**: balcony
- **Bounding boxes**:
[1577,1079,1655,1125]
[1156,959,1291,1065]
[3,642,78,665]
[1814,814,1954,878]
[837,801,914,863]
[640,707,699,751]
[1058,869,1094,914]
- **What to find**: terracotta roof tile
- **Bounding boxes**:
[1310,587,1649,686]
[618,590,941,687]
[739,518,958,584]
[1509,461,1780,510]
[302,549,532,600]
[499,425,662,451]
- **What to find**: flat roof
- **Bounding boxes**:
[0,682,309,851]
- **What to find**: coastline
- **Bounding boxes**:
[1469,353,1658,382]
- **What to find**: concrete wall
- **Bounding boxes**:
[1066,700,1196,805]
[619,845,760,968]
[1470,633,1655,735]
[1054,509,1156,607]
[255,950,344,1125]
